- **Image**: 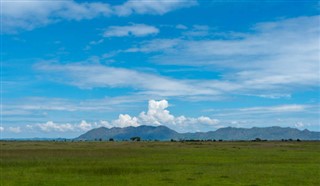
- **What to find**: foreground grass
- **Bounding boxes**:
[1,141,319,186]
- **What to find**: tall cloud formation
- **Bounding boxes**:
[113,100,220,132]
[2,0,197,33]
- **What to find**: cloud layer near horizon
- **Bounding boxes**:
[20,100,220,133]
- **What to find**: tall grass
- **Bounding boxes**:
[1,141,319,185]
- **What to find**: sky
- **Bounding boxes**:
[1,0,319,138]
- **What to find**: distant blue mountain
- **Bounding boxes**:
[75,125,320,141]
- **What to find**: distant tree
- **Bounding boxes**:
[130,136,141,141]
[109,138,114,142]
[297,139,301,142]
[99,138,102,141]
[218,139,223,142]
[254,138,262,142]
[288,138,293,141]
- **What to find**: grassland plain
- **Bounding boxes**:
[0,141,319,186]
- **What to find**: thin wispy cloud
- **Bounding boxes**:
[114,0,197,16]
[126,16,319,94]
[8,127,21,133]
[104,24,159,37]
[2,0,197,33]
[34,61,219,97]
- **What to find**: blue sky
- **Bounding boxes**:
[1,0,319,138]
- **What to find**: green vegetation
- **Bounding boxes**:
[1,141,319,186]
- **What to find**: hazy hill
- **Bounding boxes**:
[75,125,320,141]
[76,125,179,141]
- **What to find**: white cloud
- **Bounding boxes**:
[99,120,113,128]
[78,120,92,131]
[117,99,220,132]
[112,114,140,128]
[295,122,305,129]
[4,96,145,114]
[114,0,197,16]
[2,1,112,33]
[104,24,159,37]
[26,99,219,133]
[126,39,181,53]
[128,16,320,94]
[8,127,21,133]
[197,116,220,125]
[35,62,219,97]
[139,100,175,125]
[207,104,317,120]
[33,120,115,132]
[176,24,188,29]
[0,127,4,132]
[2,0,197,33]
[37,121,75,132]
[240,105,307,113]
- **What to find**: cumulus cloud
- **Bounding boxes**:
[0,127,4,132]
[33,120,114,132]
[112,114,140,127]
[139,100,175,125]
[104,24,159,37]
[78,120,92,131]
[2,0,197,33]
[99,120,113,128]
[112,99,220,131]
[37,121,75,132]
[8,127,21,133]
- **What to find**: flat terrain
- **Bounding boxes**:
[1,141,319,186]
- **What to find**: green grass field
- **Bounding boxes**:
[1,141,319,186]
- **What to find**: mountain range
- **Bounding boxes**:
[75,125,320,141]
